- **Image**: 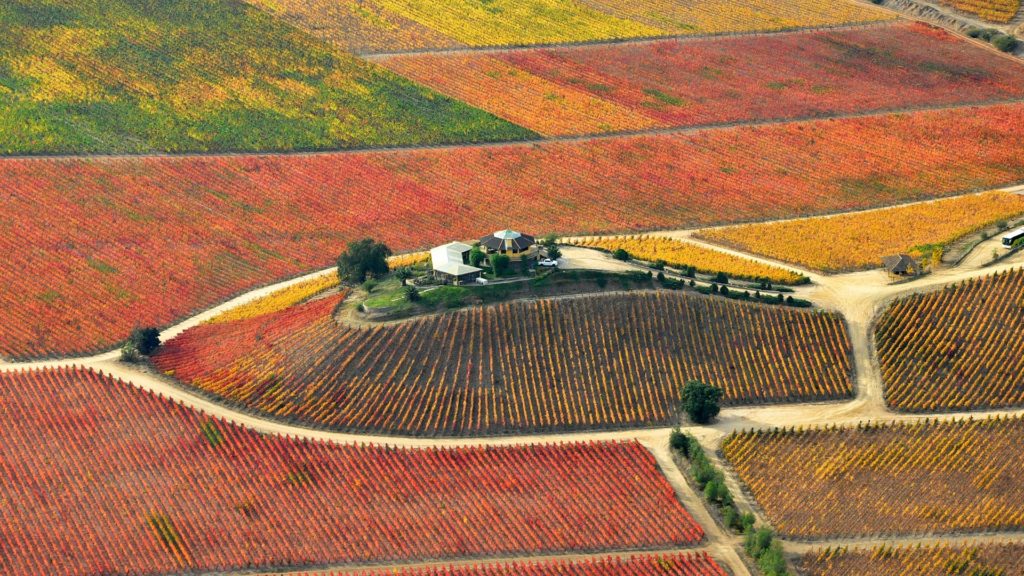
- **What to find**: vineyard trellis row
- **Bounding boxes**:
[724,416,1024,539]
[257,552,728,575]
[153,290,853,436]
[0,366,703,576]
[798,541,1024,575]
[5,103,1024,360]
[877,267,1024,412]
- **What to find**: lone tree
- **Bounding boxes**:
[121,327,160,362]
[337,239,391,284]
[395,267,413,286]
[541,233,561,260]
[680,380,723,424]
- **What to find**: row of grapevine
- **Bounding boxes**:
[877,268,1024,412]
[381,22,1024,136]
[153,291,853,436]
[799,541,1024,575]
[723,416,1024,538]
[250,0,892,54]
[258,552,727,575]
[699,191,1024,272]
[0,366,703,576]
[205,275,340,325]
[568,235,807,284]
[6,102,1024,360]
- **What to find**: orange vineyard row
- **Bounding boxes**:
[877,267,1024,412]
[799,541,1024,575]
[724,416,1024,538]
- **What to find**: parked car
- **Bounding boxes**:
[538,258,559,268]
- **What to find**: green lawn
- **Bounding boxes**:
[0,1,534,154]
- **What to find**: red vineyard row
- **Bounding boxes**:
[0,366,702,576]
[6,103,1024,359]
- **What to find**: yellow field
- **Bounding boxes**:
[388,251,430,268]
[373,0,660,46]
[580,0,895,34]
[698,191,1024,273]
[569,235,808,284]
[206,275,339,324]
[939,0,1021,23]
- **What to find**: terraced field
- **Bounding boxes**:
[724,417,1024,538]
[877,268,1024,412]
[0,0,532,154]
[380,22,1024,136]
[0,366,702,575]
[5,103,1024,359]
[153,290,852,436]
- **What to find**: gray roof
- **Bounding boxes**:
[480,229,535,252]
[882,254,917,273]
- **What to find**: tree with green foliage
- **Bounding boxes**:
[404,285,420,302]
[337,239,392,284]
[489,253,511,276]
[130,327,160,355]
[469,245,486,267]
[680,380,723,424]
[396,267,413,286]
[612,248,630,261]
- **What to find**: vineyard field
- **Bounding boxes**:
[568,235,807,284]
[249,0,893,54]
[0,366,702,575]
[699,191,1024,272]
[0,0,532,155]
[877,268,1024,412]
[152,291,853,436]
[724,416,1024,538]
[5,103,1024,359]
[937,0,1021,22]
[799,542,1024,576]
[381,22,1024,136]
[257,552,728,576]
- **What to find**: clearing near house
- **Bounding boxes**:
[0,366,703,576]
[877,267,1024,412]
[798,541,1024,576]
[4,103,1024,360]
[0,0,531,154]
[152,290,852,436]
[248,0,894,54]
[723,416,1024,539]
[379,22,1024,136]
[698,191,1024,272]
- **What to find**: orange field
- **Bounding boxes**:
[1,366,702,575]
[799,542,1024,575]
[938,0,1021,22]
[6,103,1024,360]
[699,191,1024,272]
[724,416,1024,538]
[153,291,853,435]
[877,268,1024,412]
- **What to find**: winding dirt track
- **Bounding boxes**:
[6,187,1024,575]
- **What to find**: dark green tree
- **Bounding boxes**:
[612,248,630,261]
[395,267,413,286]
[130,327,161,355]
[541,234,562,260]
[469,245,486,267]
[680,380,724,424]
[404,285,420,302]
[337,239,392,284]
[489,253,511,276]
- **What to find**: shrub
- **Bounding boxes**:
[715,271,729,284]
[469,246,486,267]
[612,248,631,261]
[680,380,724,424]
[337,239,391,284]
[652,259,666,270]
[992,34,1019,52]
[404,286,421,302]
